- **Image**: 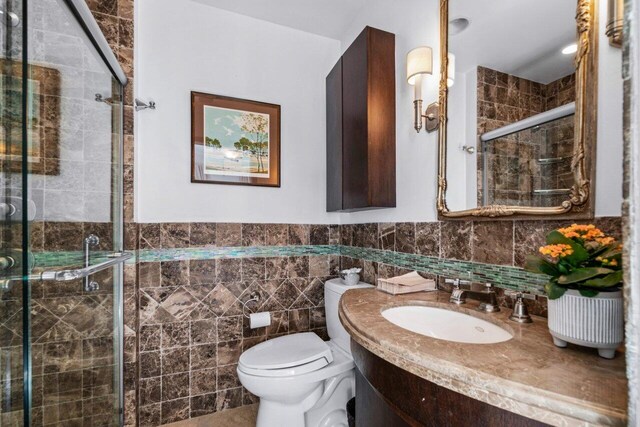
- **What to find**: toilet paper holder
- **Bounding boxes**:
[242,291,261,318]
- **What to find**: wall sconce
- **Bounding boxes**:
[606,0,624,47]
[407,46,439,133]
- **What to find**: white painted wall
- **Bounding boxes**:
[595,0,624,217]
[135,0,622,224]
[465,68,478,209]
[337,0,441,224]
[339,0,622,223]
[135,0,341,223]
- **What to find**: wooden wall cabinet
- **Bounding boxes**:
[326,26,396,212]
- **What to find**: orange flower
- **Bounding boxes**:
[595,236,615,246]
[558,224,605,241]
[539,244,574,259]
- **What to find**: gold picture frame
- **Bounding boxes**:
[437,0,599,220]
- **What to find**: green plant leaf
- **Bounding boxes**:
[584,270,623,288]
[524,255,559,276]
[600,246,622,259]
[545,282,567,300]
[557,262,569,275]
[579,289,599,297]
[557,267,615,285]
[546,230,590,264]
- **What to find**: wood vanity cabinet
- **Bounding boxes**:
[326,26,396,212]
[351,341,548,427]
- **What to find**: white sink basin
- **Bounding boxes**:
[381,306,512,344]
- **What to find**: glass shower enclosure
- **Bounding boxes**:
[480,102,576,208]
[1,0,128,425]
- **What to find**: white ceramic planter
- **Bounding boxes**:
[547,289,624,359]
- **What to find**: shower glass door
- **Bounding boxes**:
[1,0,27,425]
[2,0,126,425]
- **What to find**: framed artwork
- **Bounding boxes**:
[191,91,281,187]
[0,60,61,175]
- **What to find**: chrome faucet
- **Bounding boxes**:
[447,279,500,313]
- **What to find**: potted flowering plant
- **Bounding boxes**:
[525,224,624,359]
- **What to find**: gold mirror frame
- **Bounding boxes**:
[437,0,599,220]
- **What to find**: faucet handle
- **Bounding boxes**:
[444,278,460,289]
[509,292,535,323]
[505,290,536,300]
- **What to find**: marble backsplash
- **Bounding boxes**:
[10,216,622,426]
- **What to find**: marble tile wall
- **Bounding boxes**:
[86,0,135,223]
[19,217,622,426]
[477,66,576,207]
[0,261,121,426]
[84,0,138,425]
[0,0,135,424]
[134,223,339,425]
[339,217,622,318]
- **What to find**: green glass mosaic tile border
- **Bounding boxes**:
[137,245,339,262]
[338,246,547,294]
[33,244,548,294]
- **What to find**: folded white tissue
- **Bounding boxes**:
[377,271,437,295]
[249,312,271,329]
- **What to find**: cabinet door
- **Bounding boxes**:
[327,59,343,212]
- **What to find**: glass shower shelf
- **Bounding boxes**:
[537,156,571,164]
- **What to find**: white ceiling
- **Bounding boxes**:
[449,0,577,84]
[191,0,367,40]
[194,0,576,84]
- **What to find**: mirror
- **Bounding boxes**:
[437,0,598,219]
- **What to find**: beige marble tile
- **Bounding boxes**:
[339,289,627,426]
[163,404,258,427]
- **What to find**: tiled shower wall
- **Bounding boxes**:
[477,66,576,206]
[84,1,137,425]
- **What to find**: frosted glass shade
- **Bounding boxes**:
[407,46,433,85]
[447,53,456,87]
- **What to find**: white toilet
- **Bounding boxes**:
[237,278,373,427]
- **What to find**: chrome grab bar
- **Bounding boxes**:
[0,252,133,290]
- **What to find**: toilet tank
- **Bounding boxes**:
[324,278,373,355]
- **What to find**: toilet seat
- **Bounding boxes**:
[239,332,334,378]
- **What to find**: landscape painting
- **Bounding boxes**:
[191,92,280,187]
[203,106,270,178]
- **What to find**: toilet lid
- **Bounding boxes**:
[239,333,333,375]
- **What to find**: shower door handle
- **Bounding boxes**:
[38,252,133,282]
[0,252,133,291]
[83,235,100,291]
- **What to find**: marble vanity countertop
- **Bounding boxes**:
[339,289,628,426]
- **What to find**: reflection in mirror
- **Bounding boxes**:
[445,0,578,212]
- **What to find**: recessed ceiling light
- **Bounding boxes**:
[562,43,578,55]
[449,18,470,36]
